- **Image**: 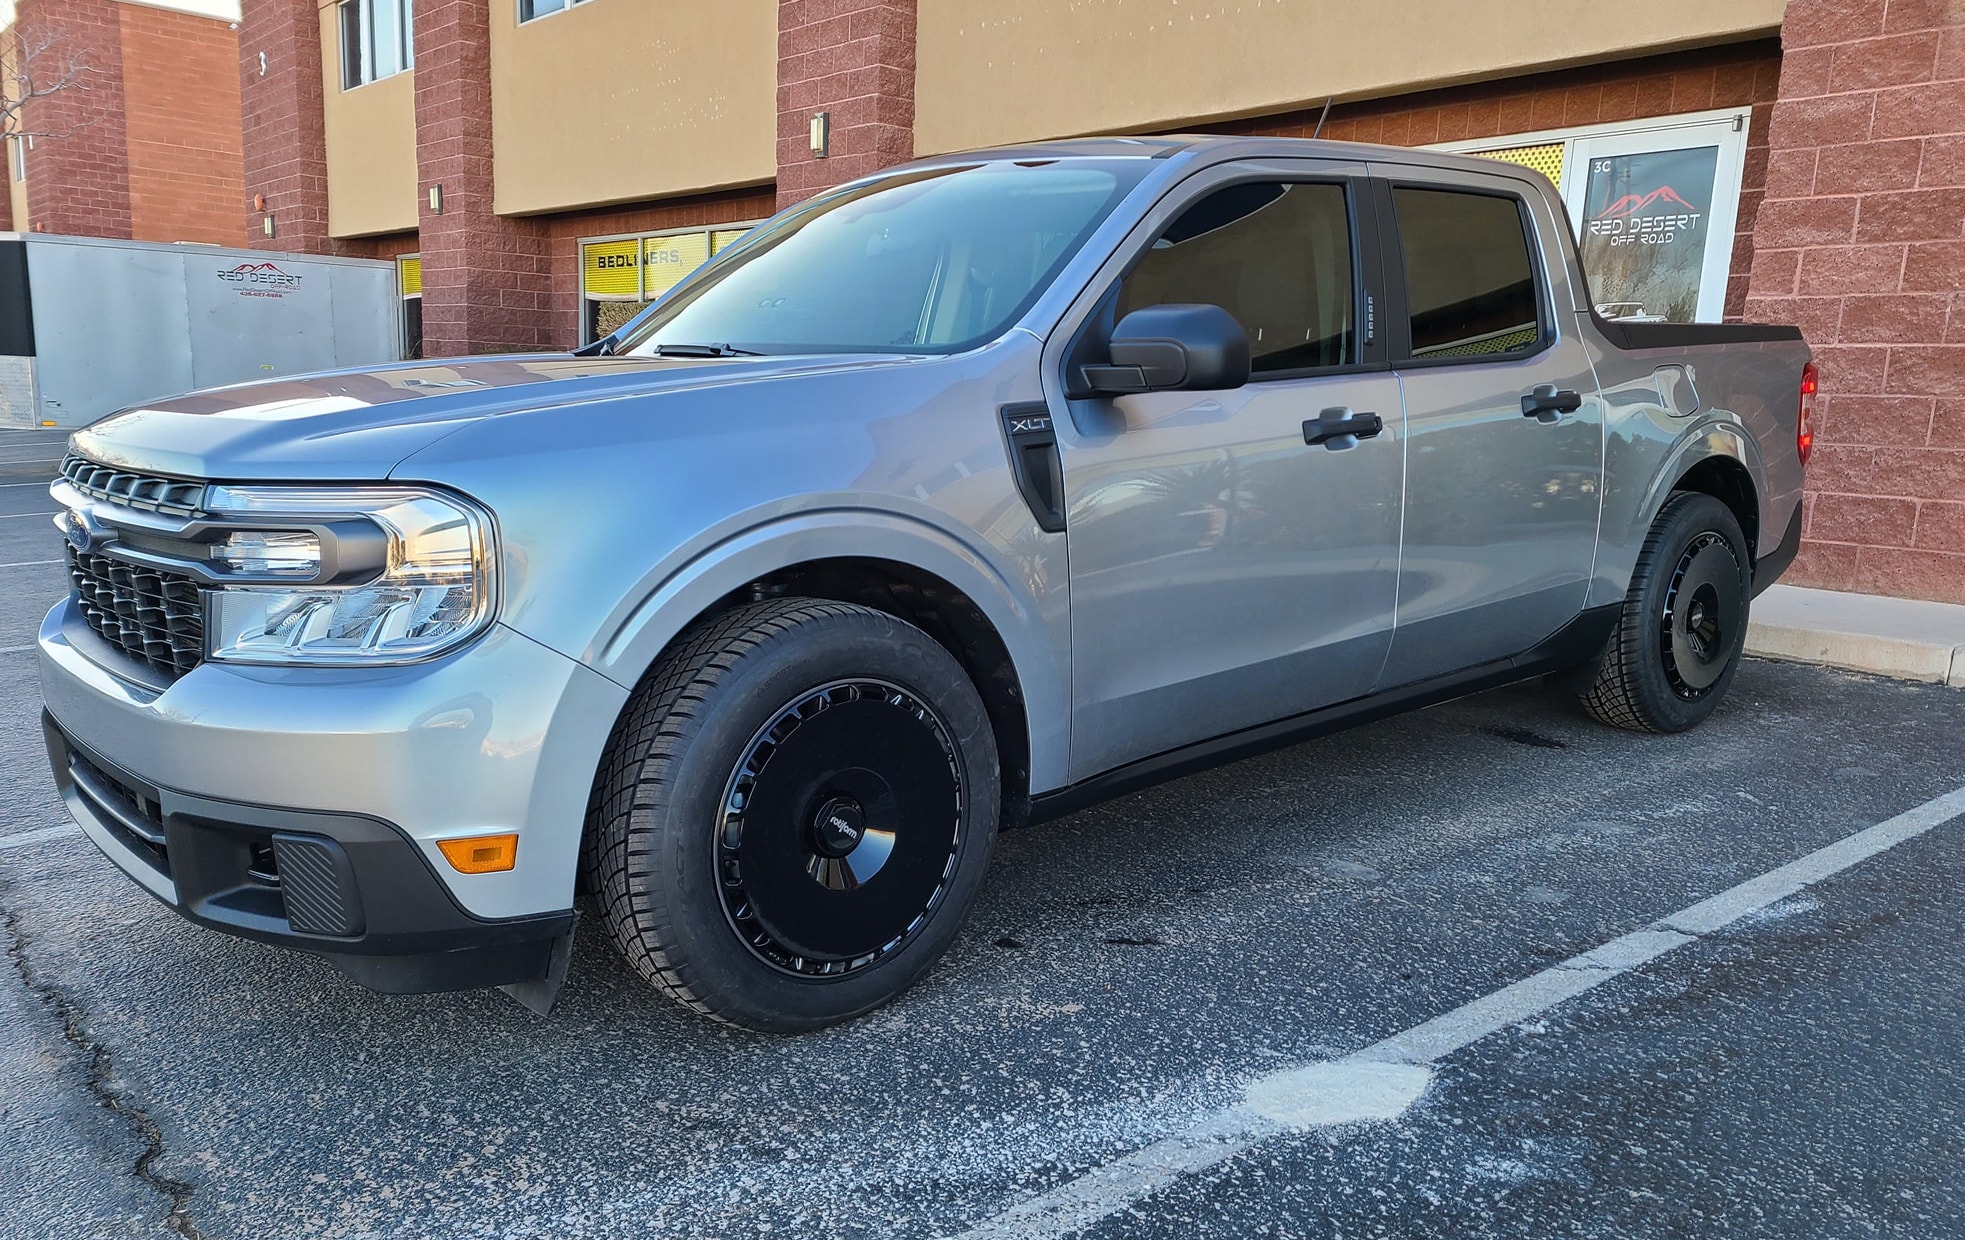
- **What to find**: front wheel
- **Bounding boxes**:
[586,598,999,1032]
[1580,492,1752,734]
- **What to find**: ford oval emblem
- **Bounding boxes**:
[60,509,102,555]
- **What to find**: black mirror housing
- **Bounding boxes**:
[1082,304,1252,395]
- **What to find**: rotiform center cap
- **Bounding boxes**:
[811,797,866,859]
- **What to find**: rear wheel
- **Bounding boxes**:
[1580,492,1752,734]
[586,598,999,1031]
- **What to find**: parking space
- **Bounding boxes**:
[2,434,1961,1238]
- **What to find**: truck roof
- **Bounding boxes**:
[889,134,1547,184]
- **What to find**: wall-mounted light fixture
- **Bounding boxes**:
[258,51,268,77]
[809,111,830,159]
[262,214,276,239]
[428,184,444,214]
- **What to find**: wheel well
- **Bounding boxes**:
[1671,457,1759,559]
[697,558,1033,832]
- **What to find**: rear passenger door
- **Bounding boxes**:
[1372,168,1605,687]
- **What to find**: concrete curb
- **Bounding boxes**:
[1747,585,1965,688]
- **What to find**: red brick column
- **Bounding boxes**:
[1745,0,1965,603]
[777,0,917,210]
[16,0,131,238]
[412,0,552,356]
[237,0,338,253]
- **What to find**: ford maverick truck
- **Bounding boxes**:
[38,137,1811,1030]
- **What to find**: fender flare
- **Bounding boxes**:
[1638,417,1771,553]
[588,509,1072,794]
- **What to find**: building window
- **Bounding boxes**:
[341,0,414,90]
[1432,107,1751,324]
[579,224,758,344]
[520,0,594,22]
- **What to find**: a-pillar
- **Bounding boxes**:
[1745,0,1965,602]
[412,0,553,356]
[776,0,918,211]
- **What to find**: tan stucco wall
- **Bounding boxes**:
[320,6,418,239]
[916,0,1789,154]
[488,0,776,216]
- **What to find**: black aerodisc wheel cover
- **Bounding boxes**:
[719,682,962,972]
[1661,531,1743,698]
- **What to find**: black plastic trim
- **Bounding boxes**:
[1029,604,1620,824]
[1752,500,1804,598]
[1592,317,1805,351]
[42,712,570,994]
[999,402,1067,532]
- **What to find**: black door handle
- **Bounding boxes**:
[1521,384,1583,423]
[1303,407,1383,451]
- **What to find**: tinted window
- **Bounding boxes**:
[1393,188,1540,360]
[620,161,1141,356]
[1119,181,1354,373]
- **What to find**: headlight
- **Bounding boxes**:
[202,486,497,665]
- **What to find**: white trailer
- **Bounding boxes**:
[0,233,402,429]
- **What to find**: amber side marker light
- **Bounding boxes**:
[438,833,519,874]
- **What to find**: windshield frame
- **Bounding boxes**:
[611,157,1156,359]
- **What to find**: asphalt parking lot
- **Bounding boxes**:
[3,426,1962,1239]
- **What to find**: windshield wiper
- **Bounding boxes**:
[649,342,766,358]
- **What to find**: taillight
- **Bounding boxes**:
[1797,361,1818,467]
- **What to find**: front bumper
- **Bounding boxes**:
[37,598,629,992]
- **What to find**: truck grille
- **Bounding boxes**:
[66,547,206,678]
[58,453,206,517]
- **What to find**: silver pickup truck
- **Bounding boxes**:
[37,137,1812,1030]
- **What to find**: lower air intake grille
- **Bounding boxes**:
[66,547,206,679]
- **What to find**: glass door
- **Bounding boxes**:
[1560,117,1749,324]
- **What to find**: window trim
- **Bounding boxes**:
[1376,178,1555,372]
[1063,170,1387,397]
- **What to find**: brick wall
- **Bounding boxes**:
[239,0,340,253]
[412,0,552,355]
[1745,0,1965,604]
[16,0,132,238]
[1207,40,1784,322]
[777,0,917,210]
[119,3,246,246]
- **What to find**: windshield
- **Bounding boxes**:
[619,160,1144,357]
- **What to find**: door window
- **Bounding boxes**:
[1391,188,1541,361]
[1118,181,1354,374]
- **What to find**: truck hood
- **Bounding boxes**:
[67,353,906,481]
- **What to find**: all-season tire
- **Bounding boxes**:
[1580,491,1753,734]
[585,598,1000,1032]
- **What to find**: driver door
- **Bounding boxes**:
[1052,162,1408,783]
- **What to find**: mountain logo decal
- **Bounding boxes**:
[1595,186,1700,219]
[217,262,302,289]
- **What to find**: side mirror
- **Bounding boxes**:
[1082,304,1252,395]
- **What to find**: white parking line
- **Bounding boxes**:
[0,480,53,488]
[0,645,32,656]
[0,560,60,569]
[0,825,82,854]
[950,783,1965,1240]
[0,510,57,520]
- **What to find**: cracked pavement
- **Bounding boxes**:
[3,428,1963,1238]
